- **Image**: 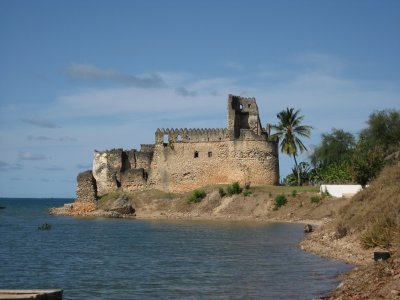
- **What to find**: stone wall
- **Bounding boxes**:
[92,148,152,196]
[148,138,279,192]
[76,170,97,202]
[121,168,147,190]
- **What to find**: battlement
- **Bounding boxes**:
[155,128,231,144]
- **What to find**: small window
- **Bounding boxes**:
[177,134,183,141]
[248,104,251,108]
[208,151,212,158]
[239,104,243,110]
[194,151,199,158]
[163,134,169,145]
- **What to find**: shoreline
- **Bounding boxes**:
[49,188,399,300]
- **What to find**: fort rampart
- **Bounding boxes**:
[76,95,279,200]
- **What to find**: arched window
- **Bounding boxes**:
[208,151,212,158]
[194,151,199,158]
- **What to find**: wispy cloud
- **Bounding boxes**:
[0,161,23,171]
[27,135,78,142]
[19,152,47,161]
[21,117,60,128]
[175,87,198,97]
[66,63,166,88]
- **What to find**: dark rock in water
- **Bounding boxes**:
[0,206,5,209]
[108,195,135,215]
[304,224,313,233]
[374,251,391,261]
[38,223,52,230]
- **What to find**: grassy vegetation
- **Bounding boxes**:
[97,189,177,209]
[310,195,322,204]
[253,185,319,194]
[227,182,242,195]
[273,194,287,210]
[188,189,206,203]
[97,191,124,207]
[335,162,400,249]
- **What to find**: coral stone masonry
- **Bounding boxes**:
[75,95,279,200]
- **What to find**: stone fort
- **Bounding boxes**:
[76,95,279,201]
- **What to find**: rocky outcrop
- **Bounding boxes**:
[108,195,135,215]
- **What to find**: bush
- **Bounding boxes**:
[227,182,242,195]
[291,190,297,197]
[310,195,322,204]
[188,189,206,203]
[243,190,252,197]
[361,216,396,249]
[274,194,287,210]
[218,187,226,197]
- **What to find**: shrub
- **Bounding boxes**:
[361,216,396,249]
[243,190,252,197]
[218,187,226,197]
[291,190,297,197]
[310,195,322,203]
[227,182,242,195]
[274,194,287,210]
[188,189,206,203]
[335,223,347,239]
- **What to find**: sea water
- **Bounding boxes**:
[0,198,351,300]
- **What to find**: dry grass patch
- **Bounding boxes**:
[335,162,400,249]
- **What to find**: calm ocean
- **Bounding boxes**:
[0,198,351,300]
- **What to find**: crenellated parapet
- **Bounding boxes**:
[155,128,232,144]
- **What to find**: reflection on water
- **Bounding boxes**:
[0,198,351,300]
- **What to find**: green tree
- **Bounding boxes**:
[310,128,356,168]
[272,108,312,186]
[359,109,400,154]
[349,109,400,186]
[349,137,385,186]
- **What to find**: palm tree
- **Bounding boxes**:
[271,108,312,186]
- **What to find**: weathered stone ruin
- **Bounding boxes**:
[75,94,280,200]
[76,170,97,202]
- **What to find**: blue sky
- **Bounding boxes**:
[1,0,399,198]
